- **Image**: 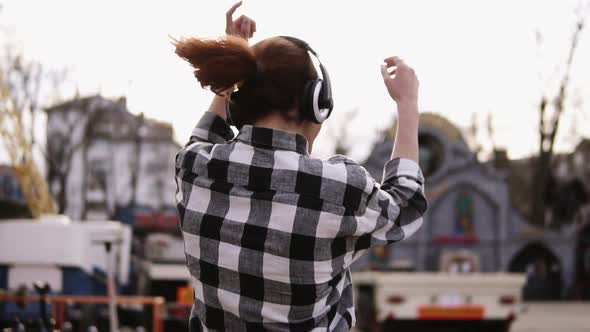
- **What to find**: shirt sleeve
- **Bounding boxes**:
[357,158,428,246]
[187,111,235,146]
[175,111,235,171]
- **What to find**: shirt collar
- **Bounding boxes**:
[236,125,309,155]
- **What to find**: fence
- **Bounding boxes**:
[0,294,165,332]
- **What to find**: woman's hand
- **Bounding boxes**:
[382,56,420,162]
[380,56,419,108]
[225,1,256,41]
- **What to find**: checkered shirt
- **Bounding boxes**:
[175,112,428,331]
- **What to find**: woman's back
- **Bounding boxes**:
[176,113,426,331]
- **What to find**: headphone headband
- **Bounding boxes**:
[279,36,334,123]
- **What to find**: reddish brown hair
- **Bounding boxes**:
[174,35,317,125]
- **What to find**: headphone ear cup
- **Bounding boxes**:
[301,80,315,120]
[302,80,323,123]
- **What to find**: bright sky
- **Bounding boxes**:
[1,0,589,161]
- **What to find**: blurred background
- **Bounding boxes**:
[1,0,590,331]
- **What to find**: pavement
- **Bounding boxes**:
[510,302,590,332]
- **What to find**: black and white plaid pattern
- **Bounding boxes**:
[175,112,427,331]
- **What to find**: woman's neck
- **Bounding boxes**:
[254,114,302,134]
[253,111,316,152]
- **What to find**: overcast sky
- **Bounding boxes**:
[1,0,589,161]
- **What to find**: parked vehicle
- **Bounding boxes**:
[353,268,526,332]
[0,215,136,330]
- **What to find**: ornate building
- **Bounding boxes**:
[357,113,590,300]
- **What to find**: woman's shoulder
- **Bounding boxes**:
[315,154,377,207]
[325,154,361,165]
[323,154,374,183]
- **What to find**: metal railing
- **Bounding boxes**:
[0,294,166,332]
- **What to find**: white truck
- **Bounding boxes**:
[353,251,527,332]
[0,215,133,330]
[0,215,132,294]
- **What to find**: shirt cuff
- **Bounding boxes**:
[191,112,234,144]
[382,158,425,185]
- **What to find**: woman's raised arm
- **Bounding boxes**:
[381,56,420,163]
[206,1,258,120]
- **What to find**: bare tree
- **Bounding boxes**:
[0,10,57,216]
[468,113,481,157]
[46,99,114,216]
[531,13,586,228]
[486,112,497,153]
[1,47,43,141]
[0,36,74,214]
[0,56,55,217]
[46,109,86,214]
[465,110,501,162]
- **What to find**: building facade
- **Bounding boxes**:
[45,95,180,227]
[358,113,590,300]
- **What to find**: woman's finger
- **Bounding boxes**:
[242,19,251,39]
[230,15,245,37]
[225,1,243,33]
[384,56,403,66]
[233,15,245,27]
[250,20,257,38]
[380,64,392,81]
[226,1,242,18]
[240,15,253,37]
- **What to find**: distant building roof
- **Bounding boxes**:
[46,95,180,145]
[44,95,102,113]
[384,112,466,144]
